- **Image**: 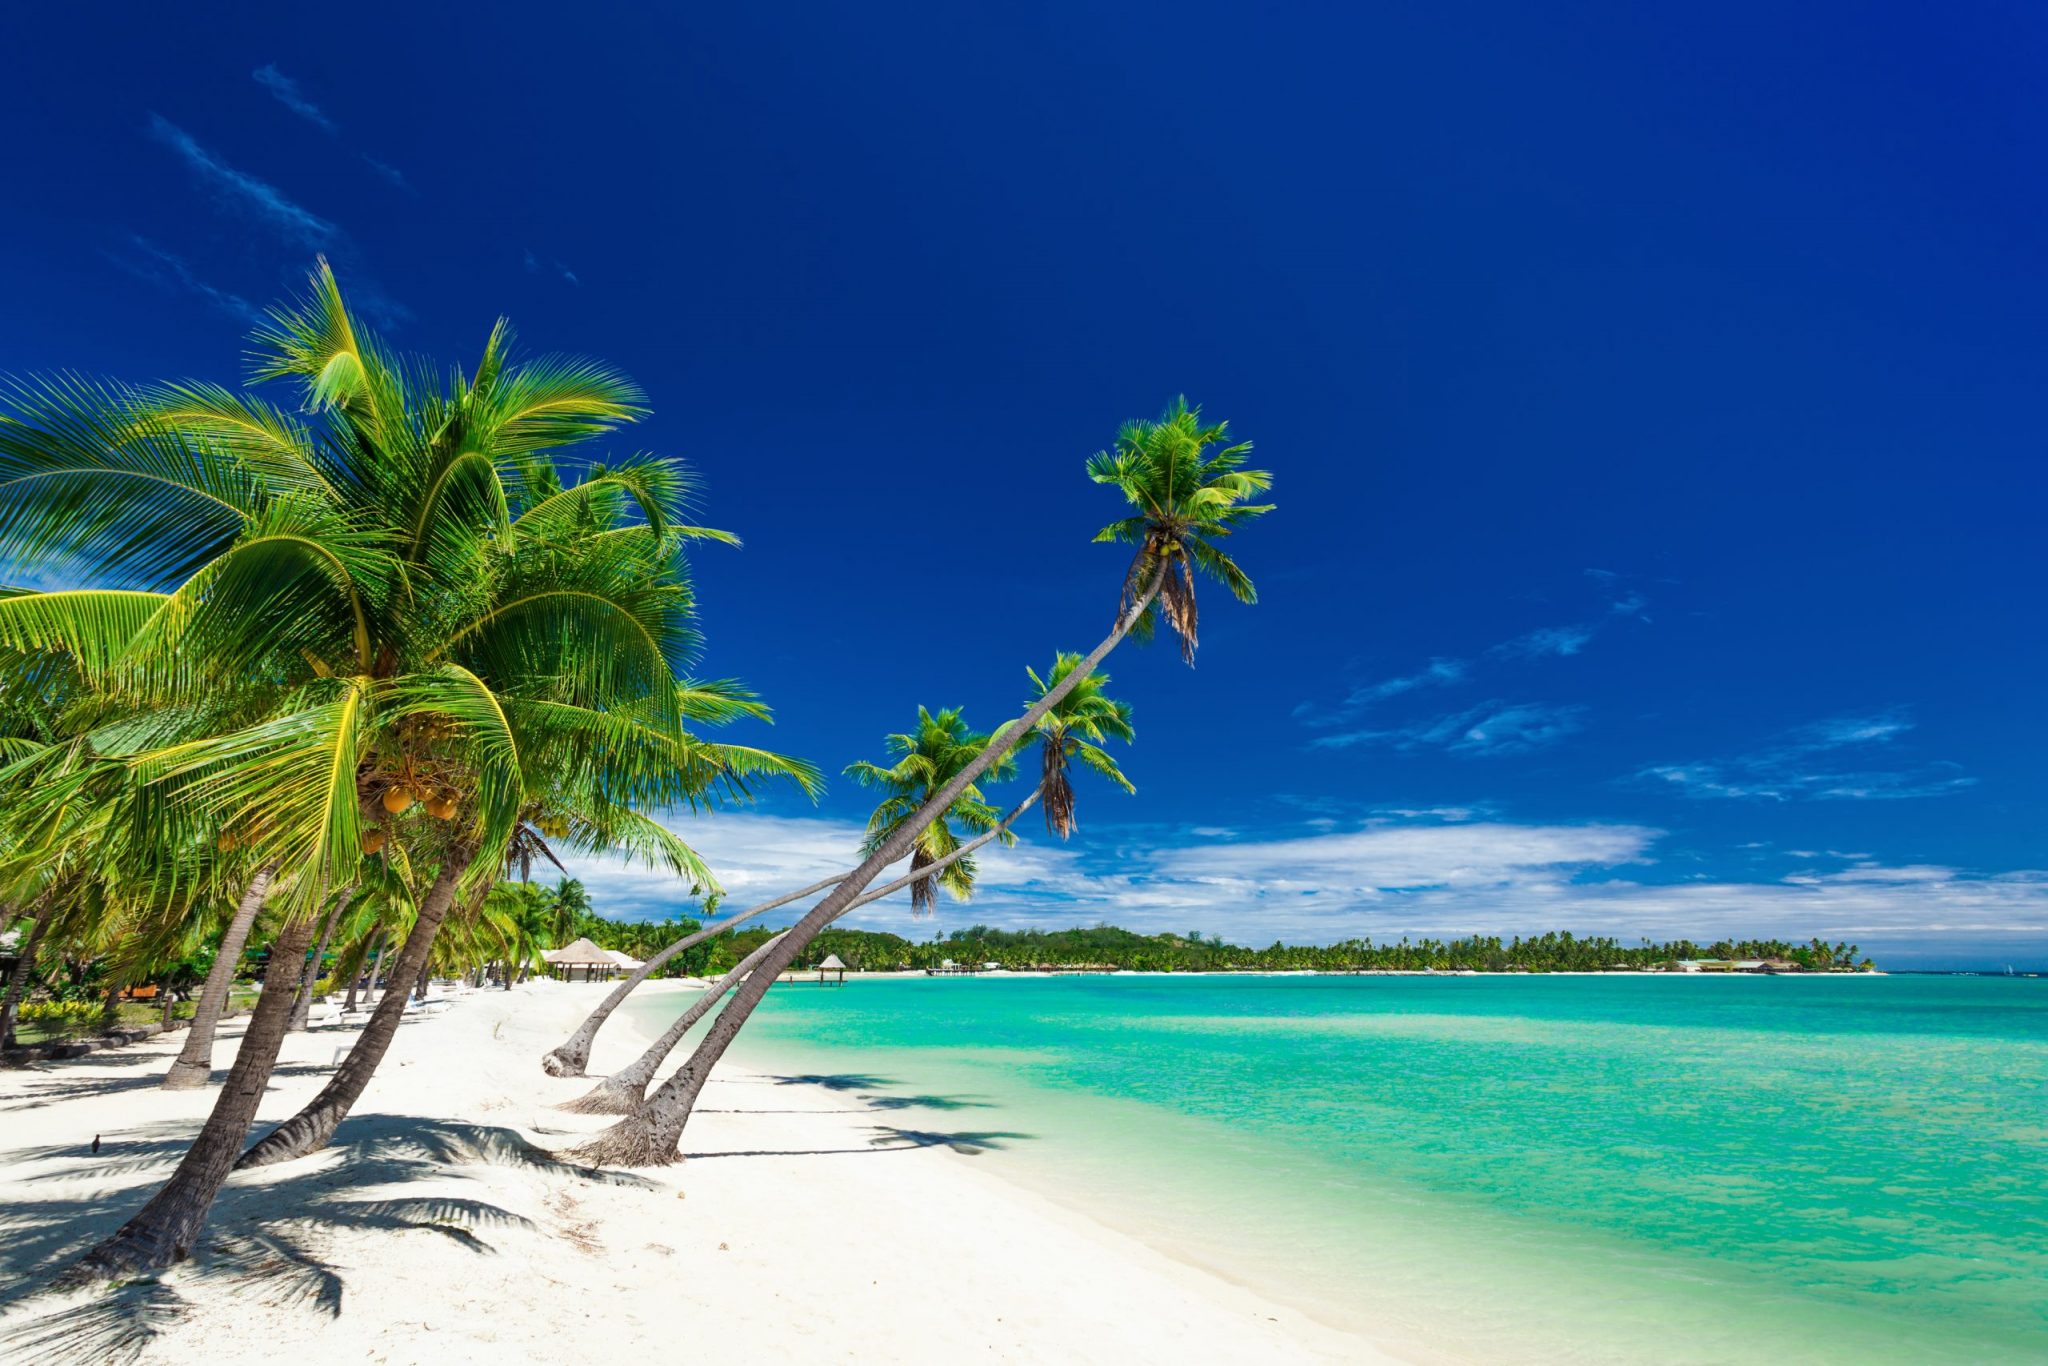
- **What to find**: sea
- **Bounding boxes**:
[632,973,2048,1363]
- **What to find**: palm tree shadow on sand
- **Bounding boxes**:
[0,1118,656,1365]
[685,1126,1035,1160]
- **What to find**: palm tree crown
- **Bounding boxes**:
[1024,654,1134,838]
[0,259,813,926]
[845,706,1016,915]
[1087,395,1275,664]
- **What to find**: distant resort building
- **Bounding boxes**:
[1673,958,1802,974]
[542,938,643,981]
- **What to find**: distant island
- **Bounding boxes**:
[563,911,1877,975]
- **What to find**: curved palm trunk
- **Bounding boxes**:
[561,792,1039,1116]
[342,929,383,1014]
[235,852,472,1170]
[568,574,1159,1165]
[560,935,785,1114]
[540,873,849,1077]
[1,902,51,1051]
[64,910,316,1283]
[289,888,353,1031]
[164,865,276,1090]
[366,937,389,1001]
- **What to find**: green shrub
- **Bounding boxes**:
[19,1000,102,1028]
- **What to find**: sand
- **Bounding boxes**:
[0,979,1397,1364]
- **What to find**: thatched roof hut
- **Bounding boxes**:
[543,937,624,981]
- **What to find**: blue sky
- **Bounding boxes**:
[2,3,2043,967]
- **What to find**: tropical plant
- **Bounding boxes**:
[845,706,1015,915]
[566,397,1270,1166]
[0,262,806,1281]
[1086,394,1271,664]
[1024,654,1134,837]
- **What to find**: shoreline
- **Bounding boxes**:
[1,979,1397,1363]
[788,967,1893,978]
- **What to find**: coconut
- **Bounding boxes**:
[426,796,457,820]
[382,787,415,814]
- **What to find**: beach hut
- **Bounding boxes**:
[543,938,621,982]
[604,948,646,972]
[816,953,847,986]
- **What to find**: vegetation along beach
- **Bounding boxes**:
[4,6,2046,1363]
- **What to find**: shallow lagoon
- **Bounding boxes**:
[641,974,2048,1363]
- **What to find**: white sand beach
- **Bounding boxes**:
[0,981,1396,1364]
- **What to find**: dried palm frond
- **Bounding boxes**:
[1042,739,1077,838]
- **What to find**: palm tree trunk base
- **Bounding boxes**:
[160,1059,213,1090]
[235,853,471,1171]
[563,1111,683,1167]
[60,1217,196,1286]
[556,1073,649,1115]
[541,1041,590,1077]
[66,909,314,1284]
[235,1103,341,1170]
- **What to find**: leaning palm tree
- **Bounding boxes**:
[1088,394,1269,664]
[558,669,1135,1115]
[534,679,825,1077]
[568,397,1270,1166]
[0,262,781,1280]
[158,866,275,1086]
[845,706,1015,915]
[1025,654,1134,837]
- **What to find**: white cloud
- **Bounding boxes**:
[362,155,409,191]
[1311,700,1586,756]
[557,808,2048,958]
[1295,657,1466,727]
[1641,709,1974,802]
[148,114,337,249]
[104,235,263,324]
[145,114,409,325]
[1298,582,1646,751]
[252,64,336,134]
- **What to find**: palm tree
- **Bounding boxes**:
[159,867,276,1087]
[547,876,592,946]
[558,773,1068,1115]
[0,900,51,1049]
[845,706,1015,915]
[567,398,1270,1166]
[0,262,771,1280]
[1087,395,1270,664]
[487,879,555,986]
[1025,654,1134,837]
[288,884,357,1028]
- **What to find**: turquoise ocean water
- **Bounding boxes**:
[635,975,2048,1362]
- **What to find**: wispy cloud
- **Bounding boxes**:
[249,67,411,192]
[1490,592,1646,660]
[144,114,409,326]
[103,235,263,324]
[252,64,336,134]
[362,155,410,191]
[1640,709,1975,802]
[1294,658,1465,727]
[553,807,2048,955]
[147,114,337,249]
[1297,580,1645,751]
[1312,701,1587,757]
[525,248,581,285]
